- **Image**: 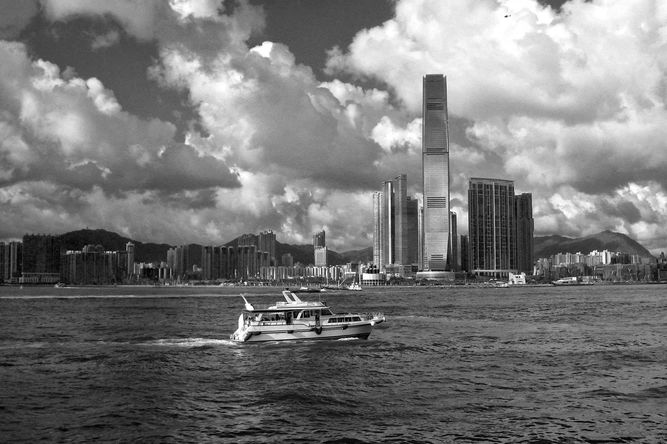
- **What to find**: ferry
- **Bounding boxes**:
[230,289,385,343]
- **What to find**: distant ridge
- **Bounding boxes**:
[534,230,654,259]
[56,229,373,266]
[58,229,173,264]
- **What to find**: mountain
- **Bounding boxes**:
[56,229,371,266]
[339,247,373,263]
[534,230,654,259]
[58,229,173,263]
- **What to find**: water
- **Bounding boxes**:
[1,285,665,443]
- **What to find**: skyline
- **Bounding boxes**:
[1,0,667,255]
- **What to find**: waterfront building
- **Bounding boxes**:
[406,197,419,265]
[259,230,276,266]
[421,74,451,271]
[515,193,534,273]
[372,174,419,274]
[468,178,516,277]
[449,212,458,271]
[0,241,22,283]
[372,191,383,267]
[126,242,135,278]
[313,230,327,267]
[22,234,61,275]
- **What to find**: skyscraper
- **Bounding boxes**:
[372,174,417,271]
[422,74,450,271]
[468,178,516,277]
[515,193,534,273]
[313,230,327,267]
[393,174,408,265]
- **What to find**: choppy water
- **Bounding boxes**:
[0,284,665,443]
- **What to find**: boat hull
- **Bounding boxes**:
[233,322,375,343]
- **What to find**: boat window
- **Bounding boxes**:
[344,317,351,322]
[301,310,310,318]
[352,316,361,322]
[321,309,333,316]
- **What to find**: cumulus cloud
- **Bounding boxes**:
[3,0,667,255]
[0,40,242,242]
[327,0,667,253]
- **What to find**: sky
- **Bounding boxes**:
[1,0,666,255]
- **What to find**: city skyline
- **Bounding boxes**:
[1,0,667,255]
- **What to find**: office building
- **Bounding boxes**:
[515,193,534,273]
[313,230,327,267]
[468,178,516,277]
[421,74,451,271]
[372,174,419,271]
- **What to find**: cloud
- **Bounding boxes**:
[327,0,667,254]
[0,41,239,198]
[0,0,39,39]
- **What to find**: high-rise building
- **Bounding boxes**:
[0,241,22,282]
[468,178,516,277]
[126,242,135,277]
[422,74,451,271]
[393,174,408,265]
[515,193,534,273]
[372,174,418,271]
[22,234,61,275]
[460,235,469,272]
[406,197,419,265]
[372,192,383,267]
[313,230,327,267]
[449,212,458,271]
[259,230,276,266]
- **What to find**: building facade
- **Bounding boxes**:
[515,193,534,273]
[468,178,517,277]
[313,230,327,267]
[422,74,451,271]
[372,174,419,273]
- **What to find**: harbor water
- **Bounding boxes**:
[1,284,665,443]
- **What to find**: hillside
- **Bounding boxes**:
[56,229,371,266]
[58,229,173,263]
[534,230,654,259]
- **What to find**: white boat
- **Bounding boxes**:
[230,289,385,343]
[347,282,362,291]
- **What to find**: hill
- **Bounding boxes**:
[58,229,174,263]
[56,229,374,266]
[534,230,654,259]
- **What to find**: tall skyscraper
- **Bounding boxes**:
[468,178,516,277]
[372,192,383,267]
[406,197,419,265]
[372,174,418,271]
[422,74,451,271]
[515,193,534,273]
[393,174,408,265]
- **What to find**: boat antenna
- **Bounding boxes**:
[240,294,254,311]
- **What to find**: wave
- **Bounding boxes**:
[138,337,236,347]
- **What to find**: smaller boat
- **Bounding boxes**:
[230,289,385,343]
[347,282,362,291]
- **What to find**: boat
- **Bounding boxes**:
[552,277,579,286]
[294,286,322,293]
[230,289,385,343]
[347,282,362,291]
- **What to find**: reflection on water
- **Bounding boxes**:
[0,284,666,442]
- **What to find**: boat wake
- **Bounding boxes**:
[139,338,237,347]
